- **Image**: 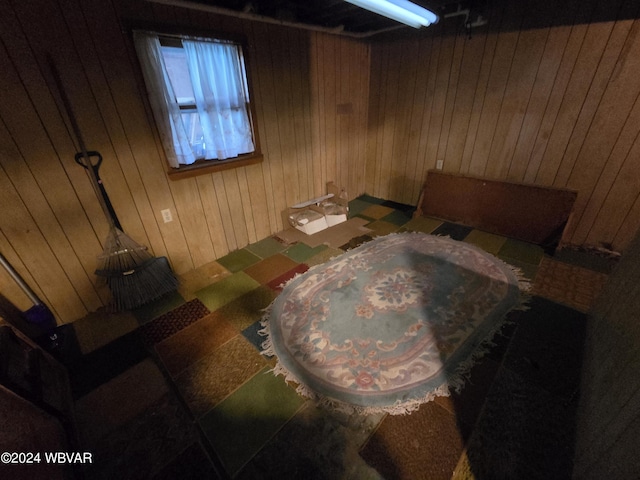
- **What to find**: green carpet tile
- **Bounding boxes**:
[463,229,508,255]
[216,248,262,272]
[498,238,545,266]
[283,242,328,263]
[245,236,287,259]
[347,198,376,217]
[380,209,413,226]
[199,365,306,477]
[360,204,396,220]
[366,219,401,237]
[304,246,344,267]
[498,255,539,282]
[401,216,442,234]
[214,285,278,331]
[195,271,261,311]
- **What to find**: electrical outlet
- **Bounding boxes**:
[161,209,173,223]
[436,160,444,170]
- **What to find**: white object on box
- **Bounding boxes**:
[288,209,328,235]
[325,213,347,227]
[321,200,348,227]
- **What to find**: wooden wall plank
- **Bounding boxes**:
[508,23,573,181]
[534,8,619,185]
[413,34,441,200]
[459,3,503,175]
[364,38,383,197]
[245,22,278,235]
[488,13,549,179]
[323,34,339,191]
[365,0,640,252]
[468,2,524,176]
[251,21,287,231]
[584,120,640,247]
[524,21,590,184]
[423,28,451,177]
[388,38,415,202]
[443,33,487,174]
[554,12,636,188]
[222,170,249,248]
[236,167,257,245]
[566,18,640,243]
[435,23,466,176]
[0,168,88,322]
[195,175,228,259]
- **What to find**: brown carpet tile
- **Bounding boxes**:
[138,299,210,347]
[243,253,299,285]
[173,335,268,417]
[532,257,608,312]
[154,311,239,377]
[360,401,466,480]
[267,264,310,291]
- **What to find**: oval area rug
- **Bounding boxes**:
[261,232,529,414]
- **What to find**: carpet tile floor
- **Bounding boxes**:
[44,194,613,479]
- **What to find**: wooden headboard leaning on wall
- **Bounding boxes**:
[415,170,578,253]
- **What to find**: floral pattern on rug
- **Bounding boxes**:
[262,233,526,414]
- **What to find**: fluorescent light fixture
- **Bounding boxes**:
[345,0,439,28]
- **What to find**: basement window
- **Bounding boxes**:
[133,31,261,179]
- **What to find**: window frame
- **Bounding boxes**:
[130,23,263,180]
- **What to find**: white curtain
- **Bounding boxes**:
[183,40,254,160]
[133,32,254,167]
[133,32,196,167]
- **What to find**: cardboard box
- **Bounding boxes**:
[283,182,349,235]
[324,182,349,227]
[287,205,328,235]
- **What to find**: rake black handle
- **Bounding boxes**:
[74,151,122,231]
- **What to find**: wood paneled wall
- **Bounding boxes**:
[0,0,369,324]
[2,0,639,325]
[365,0,640,253]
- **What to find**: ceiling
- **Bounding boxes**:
[177,0,489,37]
[150,0,640,38]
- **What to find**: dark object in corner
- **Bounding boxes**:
[416,170,577,252]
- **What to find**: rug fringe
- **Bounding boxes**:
[258,232,532,416]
